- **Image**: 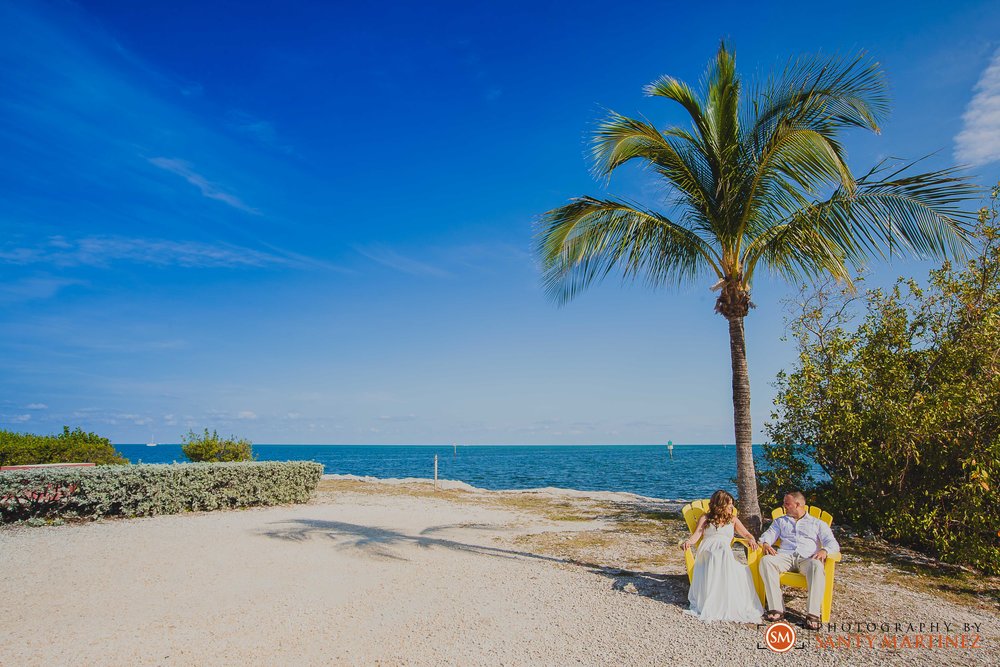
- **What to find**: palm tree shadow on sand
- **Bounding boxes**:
[594,569,690,608]
[258,518,691,608]
[259,519,572,564]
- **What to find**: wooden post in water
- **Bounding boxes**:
[434,454,438,489]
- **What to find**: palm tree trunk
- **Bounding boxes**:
[728,316,763,534]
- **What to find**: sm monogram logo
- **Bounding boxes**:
[763,621,799,653]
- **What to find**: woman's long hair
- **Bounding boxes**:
[706,490,735,527]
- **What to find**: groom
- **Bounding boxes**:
[758,491,840,630]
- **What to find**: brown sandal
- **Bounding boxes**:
[763,610,784,622]
[804,614,822,631]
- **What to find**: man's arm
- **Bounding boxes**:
[818,519,840,554]
[758,518,780,553]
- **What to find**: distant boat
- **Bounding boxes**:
[146,435,157,447]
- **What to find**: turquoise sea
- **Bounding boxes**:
[114,444,768,501]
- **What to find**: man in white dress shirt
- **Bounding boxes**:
[758,491,840,629]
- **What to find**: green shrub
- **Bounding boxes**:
[761,184,1000,573]
[181,429,254,462]
[0,426,129,467]
[0,461,323,522]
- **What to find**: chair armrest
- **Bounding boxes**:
[825,551,842,563]
[732,537,765,550]
[732,537,765,562]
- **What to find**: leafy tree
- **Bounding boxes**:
[181,429,254,463]
[536,43,977,531]
[762,183,1000,572]
[0,426,129,466]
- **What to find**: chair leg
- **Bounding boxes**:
[822,560,836,623]
[746,548,766,605]
[685,548,695,584]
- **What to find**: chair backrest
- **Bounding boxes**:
[682,498,738,534]
[771,505,834,526]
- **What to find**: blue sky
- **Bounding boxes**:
[2,0,999,445]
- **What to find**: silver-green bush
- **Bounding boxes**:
[0,461,323,522]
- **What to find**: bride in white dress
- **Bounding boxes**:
[681,490,764,623]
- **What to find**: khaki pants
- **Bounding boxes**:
[760,552,826,617]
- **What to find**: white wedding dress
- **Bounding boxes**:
[686,521,765,623]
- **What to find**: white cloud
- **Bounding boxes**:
[377,414,418,422]
[109,413,152,426]
[356,246,452,278]
[955,47,1000,166]
[0,276,86,303]
[148,157,262,214]
[227,110,295,155]
[25,403,48,410]
[0,236,292,270]
[237,411,258,420]
[7,414,32,423]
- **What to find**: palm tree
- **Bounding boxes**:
[536,43,977,532]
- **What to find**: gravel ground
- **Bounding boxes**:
[1,482,996,666]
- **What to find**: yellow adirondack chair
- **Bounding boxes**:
[680,499,759,584]
[749,505,842,623]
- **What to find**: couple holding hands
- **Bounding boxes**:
[680,490,839,631]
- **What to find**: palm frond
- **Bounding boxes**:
[734,53,890,247]
[743,161,980,285]
[643,75,710,141]
[827,162,978,259]
[738,126,855,241]
[743,217,855,287]
[704,42,741,169]
[747,51,889,150]
[591,112,718,222]
[536,197,720,303]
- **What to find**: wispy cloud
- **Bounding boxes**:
[25,403,48,410]
[0,236,294,269]
[356,246,452,278]
[955,47,1000,166]
[114,413,153,426]
[237,411,258,420]
[226,110,295,155]
[0,276,86,303]
[443,242,531,271]
[148,157,262,214]
[5,414,32,423]
[377,414,418,422]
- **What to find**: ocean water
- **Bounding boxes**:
[115,444,766,501]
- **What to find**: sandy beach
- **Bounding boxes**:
[2,477,997,666]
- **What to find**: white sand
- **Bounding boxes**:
[1,484,996,666]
